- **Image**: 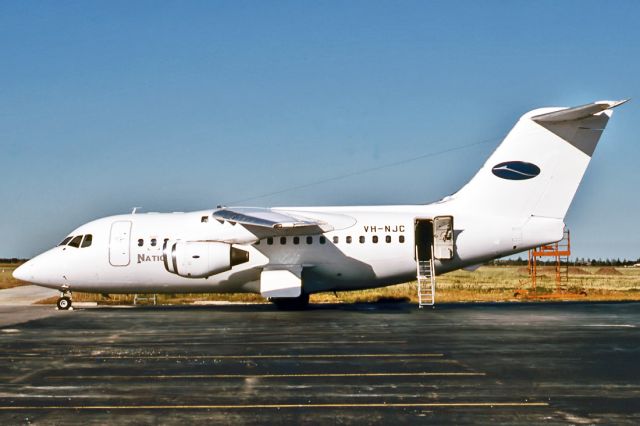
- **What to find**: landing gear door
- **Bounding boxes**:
[433,216,454,260]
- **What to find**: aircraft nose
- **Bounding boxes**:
[12,250,66,287]
[12,261,33,283]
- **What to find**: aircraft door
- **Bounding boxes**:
[433,216,454,260]
[109,221,132,266]
[414,220,433,262]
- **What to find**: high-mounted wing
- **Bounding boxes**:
[212,207,333,233]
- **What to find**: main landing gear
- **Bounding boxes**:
[270,293,310,310]
[56,290,73,310]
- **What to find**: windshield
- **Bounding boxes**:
[58,234,93,248]
[58,236,73,246]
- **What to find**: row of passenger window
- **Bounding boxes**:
[134,234,406,248]
[137,238,169,247]
[256,235,405,246]
[58,234,93,248]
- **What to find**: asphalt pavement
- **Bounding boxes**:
[0,302,638,424]
[0,285,58,307]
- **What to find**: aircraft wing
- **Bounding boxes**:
[212,207,334,234]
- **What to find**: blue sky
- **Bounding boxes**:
[2,1,639,260]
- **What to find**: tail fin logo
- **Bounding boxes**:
[491,161,540,180]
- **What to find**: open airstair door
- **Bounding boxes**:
[414,219,436,307]
[414,220,433,262]
[414,216,454,308]
[433,216,454,260]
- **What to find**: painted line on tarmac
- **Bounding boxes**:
[0,339,408,350]
[101,330,400,337]
[0,402,549,410]
[6,352,445,360]
[582,324,636,328]
[102,353,445,360]
[47,372,485,380]
[15,340,410,348]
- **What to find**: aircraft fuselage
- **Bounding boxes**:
[14,204,561,294]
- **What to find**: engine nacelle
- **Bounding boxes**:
[163,241,249,278]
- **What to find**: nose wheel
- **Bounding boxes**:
[56,290,73,310]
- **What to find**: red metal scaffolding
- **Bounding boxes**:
[526,229,571,295]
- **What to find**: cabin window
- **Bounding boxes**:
[293,236,300,245]
[58,236,72,246]
[399,235,405,243]
[346,236,352,244]
[306,236,313,245]
[68,235,82,248]
[319,236,326,244]
[385,235,391,243]
[151,238,157,247]
[138,239,144,247]
[359,236,365,244]
[81,234,93,248]
[333,236,339,244]
[267,237,274,245]
[201,216,208,223]
[280,237,287,245]
[372,235,379,244]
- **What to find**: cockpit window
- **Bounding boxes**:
[68,235,83,248]
[81,234,93,248]
[58,236,73,246]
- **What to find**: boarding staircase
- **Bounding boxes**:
[416,248,436,307]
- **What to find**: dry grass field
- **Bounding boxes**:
[313,265,640,304]
[32,265,640,305]
[0,263,24,290]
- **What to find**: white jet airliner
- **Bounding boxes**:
[14,100,627,309]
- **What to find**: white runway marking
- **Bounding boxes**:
[0,401,550,410]
[582,324,636,328]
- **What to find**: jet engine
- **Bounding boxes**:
[163,241,249,278]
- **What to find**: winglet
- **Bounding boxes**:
[532,99,629,123]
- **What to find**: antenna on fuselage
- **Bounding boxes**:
[132,206,141,214]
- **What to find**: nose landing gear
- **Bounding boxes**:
[56,289,73,310]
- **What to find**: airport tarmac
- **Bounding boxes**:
[0,302,638,425]
[0,285,58,307]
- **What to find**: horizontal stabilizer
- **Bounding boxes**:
[532,99,628,123]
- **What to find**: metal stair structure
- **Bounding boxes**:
[527,229,571,294]
[416,247,436,307]
[134,294,158,305]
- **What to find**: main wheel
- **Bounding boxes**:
[270,293,310,310]
[57,296,72,310]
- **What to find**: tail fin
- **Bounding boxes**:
[451,100,627,220]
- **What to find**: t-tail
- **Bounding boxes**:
[452,100,628,222]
